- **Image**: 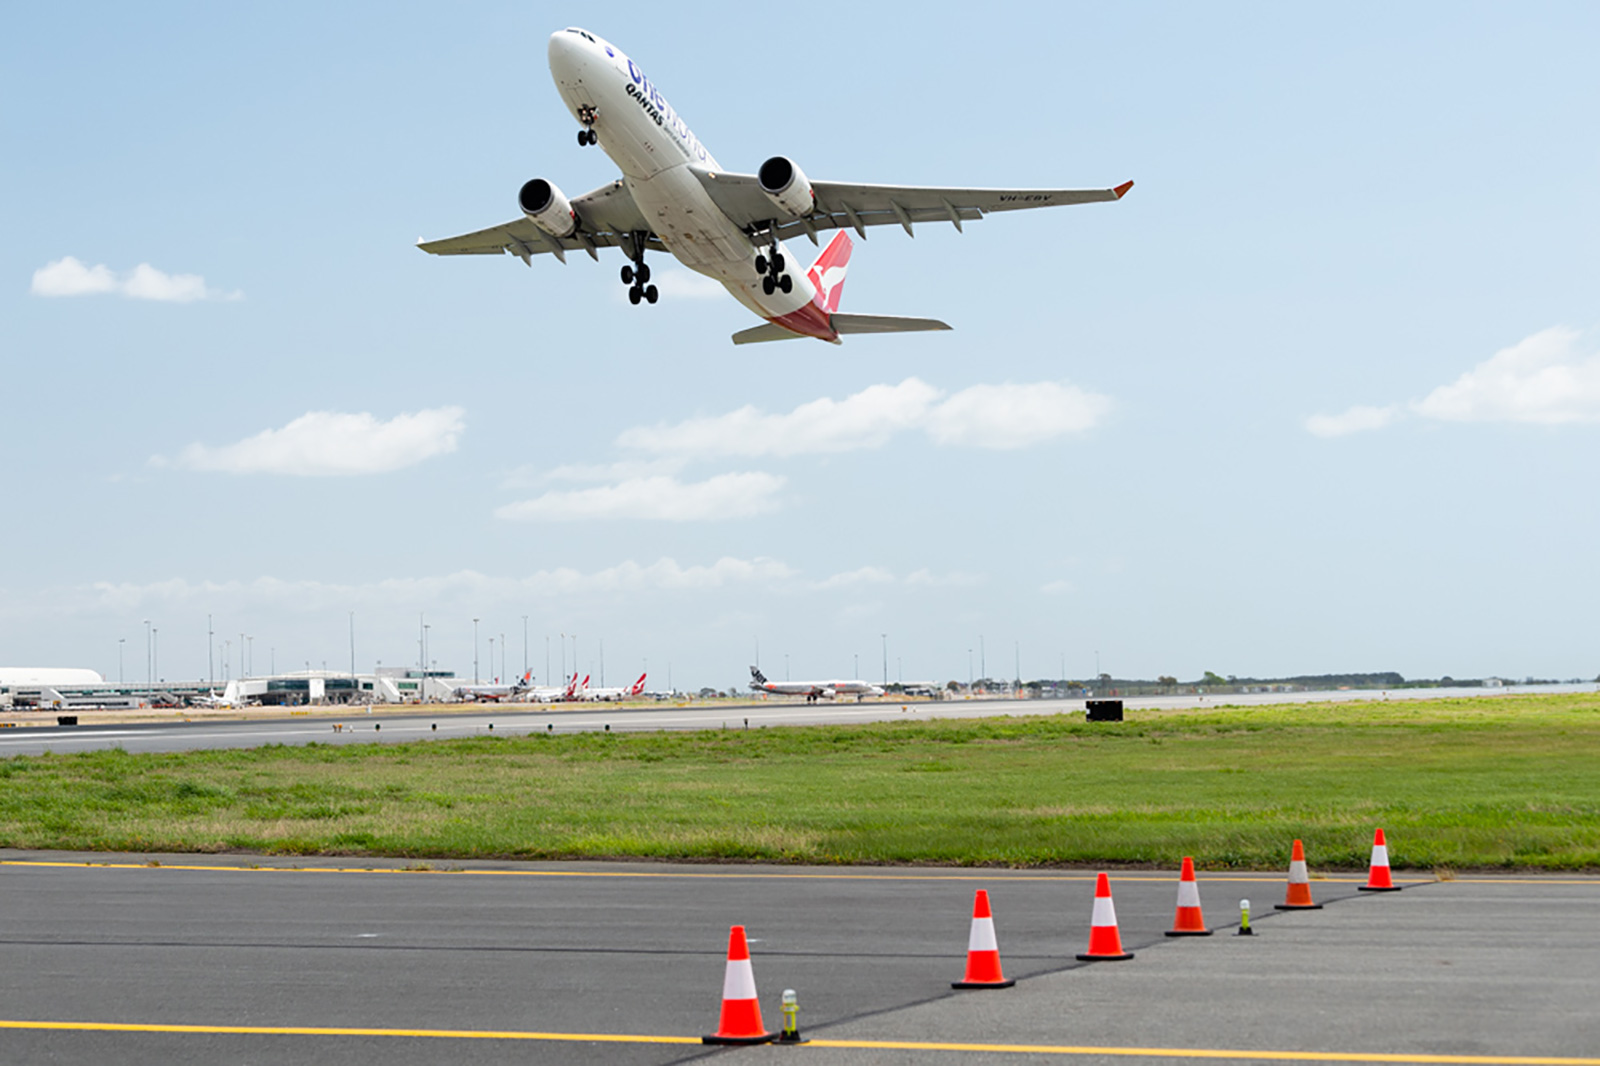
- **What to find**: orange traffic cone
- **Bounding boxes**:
[952,889,1015,989]
[1275,839,1323,910]
[1358,828,1402,892]
[702,925,777,1045]
[1076,872,1135,961]
[1165,856,1213,936]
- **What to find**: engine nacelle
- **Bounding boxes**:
[757,156,814,219]
[518,178,577,238]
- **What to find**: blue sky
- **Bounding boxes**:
[4,2,1597,688]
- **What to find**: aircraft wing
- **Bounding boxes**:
[416,179,662,263]
[691,169,1133,242]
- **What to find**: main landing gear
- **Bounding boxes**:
[576,105,599,146]
[755,236,793,296]
[621,233,657,305]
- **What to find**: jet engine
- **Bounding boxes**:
[757,156,815,219]
[518,178,577,238]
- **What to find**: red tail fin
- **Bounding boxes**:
[808,231,853,314]
[631,673,647,695]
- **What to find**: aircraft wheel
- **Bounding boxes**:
[644,284,658,304]
[779,273,793,294]
[754,254,767,274]
[772,253,785,273]
[621,265,634,284]
[761,276,776,296]
[637,262,651,284]
[628,285,642,305]
[587,130,598,146]
[577,129,588,146]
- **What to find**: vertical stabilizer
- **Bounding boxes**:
[807,231,853,314]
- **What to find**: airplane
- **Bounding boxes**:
[527,672,586,703]
[452,670,533,703]
[419,27,1132,345]
[581,672,649,701]
[749,666,885,703]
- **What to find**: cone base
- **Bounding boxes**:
[1234,927,1255,936]
[952,978,1016,989]
[1274,903,1323,910]
[1358,884,1402,892]
[1075,952,1134,961]
[702,1033,778,1046]
[1165,928,1214,937]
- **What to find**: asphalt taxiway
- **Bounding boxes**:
[0,852,1594,1064]
[5,685,1596,757]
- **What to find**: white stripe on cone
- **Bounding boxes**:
[967,916,998,952]
[1177,879,1201,908]
[1371,844,1390,867]
[721,958,758,1001]
[1288,859,1309,884]
[1091,894,1118,927]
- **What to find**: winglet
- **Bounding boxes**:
[1113,180,1134,199]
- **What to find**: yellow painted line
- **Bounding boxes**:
[0,860,1421,885]
[805,1040,1600,1064]
[0,1021,1593,1063]
[0,1019,694,1044]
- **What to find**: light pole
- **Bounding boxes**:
[152,627,158,685]
[980,635,985,684]
[854,652,859,679]
[207,614,213,687]
[144,619,151,696]
[501,632,506,683]
[881,633,887,686]
[239,632,244,683]
[473,618,480,684]
[784,653,789,681]
[1015,641,1020,686]
[545,635,550,684]
[423,625,431,678]
[349,612,355,676]
[599,638,605,687]
[117,638,124,685]
[560,633,566,684]
[968,648,973,689]
[224,639,230,681]
[489,636,495,682]
[522,616,529,676]
[246,636,252,677]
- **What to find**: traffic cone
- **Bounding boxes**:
[1165,856,1213,936]
[702,925,777,1045]
[952,889,1016,989]
[1076,873,1135,961]
[1275,839,1323,910]
[1358,828,1402,892]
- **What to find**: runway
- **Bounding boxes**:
[0,852,1594,1064]
[3,684,1593,757]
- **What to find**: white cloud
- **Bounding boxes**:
[1306,327,1600,437]
[30,256,240,302]
[1411,327,1600,424]
[495,472,785,522]
[1304,404,1401,438]
[166,408,465,476]
[925,382,1112,448]
[812,566,896,590]
[52,558,800,617]
[1040,579,1075,596]
[616,377,1108,458]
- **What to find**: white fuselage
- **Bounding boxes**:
[547,29,820,328]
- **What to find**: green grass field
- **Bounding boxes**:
[2,693,1597,869]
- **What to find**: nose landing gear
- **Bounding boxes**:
[576,106,599,146]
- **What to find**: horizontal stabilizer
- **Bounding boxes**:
[831,313,951,335]
[731,323,803,345]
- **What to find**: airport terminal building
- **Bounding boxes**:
[0,667,458,711]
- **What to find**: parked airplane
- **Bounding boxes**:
[419,27,1132,345]
[749,666,885,703]
[453,671,533,703]
[581,672,649,701]
[527,672,583,703]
